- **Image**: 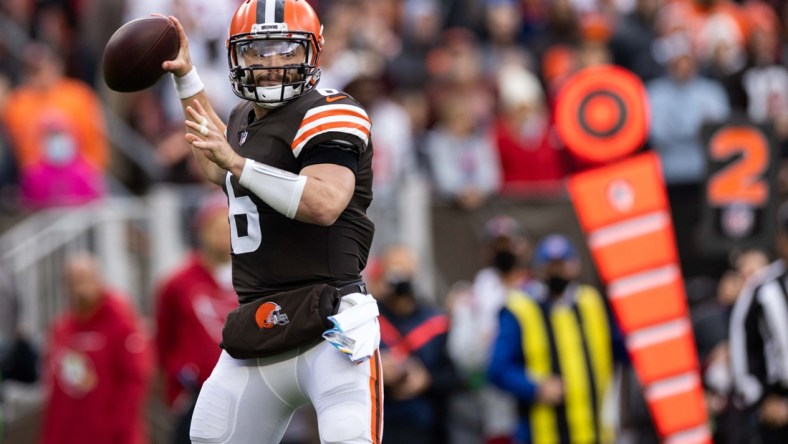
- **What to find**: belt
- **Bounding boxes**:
[336,281,368,297]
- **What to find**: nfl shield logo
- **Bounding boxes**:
[239,130,248,146]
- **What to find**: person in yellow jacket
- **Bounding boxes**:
[487,234,626,444]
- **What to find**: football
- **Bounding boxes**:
[102,16,179,92]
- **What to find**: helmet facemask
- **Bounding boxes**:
[228,31,321,108]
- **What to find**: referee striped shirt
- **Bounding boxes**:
[729,260,788,406]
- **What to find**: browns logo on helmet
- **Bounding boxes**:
[227,0,324,108]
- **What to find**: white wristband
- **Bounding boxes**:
[238,159,307,219]
[172,67,204,99]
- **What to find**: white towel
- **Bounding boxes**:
[323,293,380,364]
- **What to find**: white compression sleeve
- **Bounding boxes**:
[238,159,307,219]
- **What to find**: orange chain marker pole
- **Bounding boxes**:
[557,65,711,443]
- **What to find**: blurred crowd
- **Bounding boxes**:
[0,0,785,229]
[1,0,788,443]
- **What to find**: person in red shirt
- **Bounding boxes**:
[40,253,152,444]
[493,63,570,196]
[154,192,237,444]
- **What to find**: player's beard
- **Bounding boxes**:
[254,68,301,87]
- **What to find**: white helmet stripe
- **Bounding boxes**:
[258,0,285,23]
[265,0,276,22]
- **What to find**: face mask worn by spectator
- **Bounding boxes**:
[493,249,518,274]
[389,279,414,298]
[545,274,570,295]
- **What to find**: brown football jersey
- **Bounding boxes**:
[223,88,374,303]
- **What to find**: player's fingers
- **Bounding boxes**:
[186,134,210,148]
[169,16,184,33]
[169,16,188,45]
[185,120,208,136]
[192,102,213,129]
[184,119,199,131]
[185,106,206,126]
[162,59,180,70]
[192,99,208,116]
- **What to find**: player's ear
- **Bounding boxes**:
[225,39,229,49]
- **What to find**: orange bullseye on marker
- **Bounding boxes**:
[555,65,648,164]
[583,92,622,135]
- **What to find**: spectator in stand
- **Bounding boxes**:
[426,28,496,132]
[609,0,665,82]
[487,234,624,444]
[32,1,96,86]
[741,3,788,145]
[647,31,730,277]
[699,7,749,111]
[2,43,108,209]
[447,216,531,443]
[424,90,500,209]
[373,245,458,444]
[492,63,569,196]
[344,72,417,256]
[387,0,442,91]
[154,192,237,444]
[530,0,583,97]
[40,253,152,444]
[480,0,532,79]
[730,204,788,443]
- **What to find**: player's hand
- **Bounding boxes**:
[160,15,192,77]
[185,100,240,172]
[537,376,564,406]
[380,351,407,386]
[759,395,788,426]
[457,187,486,210]
[390,358,431,400]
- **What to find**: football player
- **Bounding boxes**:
[161,0,381,443]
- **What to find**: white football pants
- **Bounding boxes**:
[190,342,383,443]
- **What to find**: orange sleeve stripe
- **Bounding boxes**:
[368,350,383,444]
[290,122,371,151]
[299,108,370,129]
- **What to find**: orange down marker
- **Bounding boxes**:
[560,65,711,443]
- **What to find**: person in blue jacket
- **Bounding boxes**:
[487,234,626,444]
[374,245,458,444]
